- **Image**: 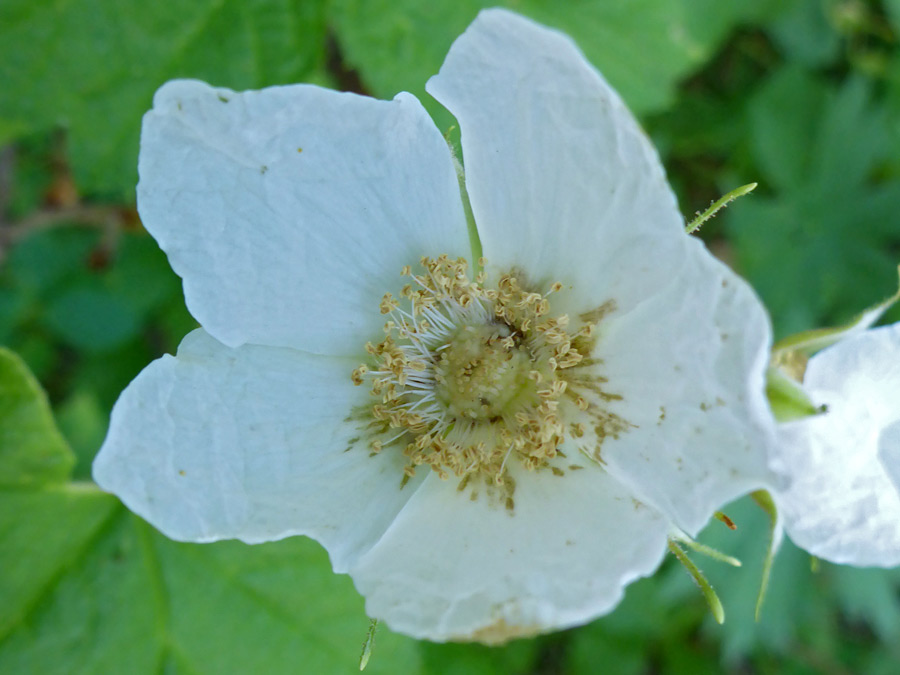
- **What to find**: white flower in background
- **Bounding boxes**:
[93,9,776,642]
[774,322,900,566]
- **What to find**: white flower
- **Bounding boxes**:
[774,322,900,566]
[93,9,776,642]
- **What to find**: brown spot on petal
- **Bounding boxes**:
[457,618,543,645]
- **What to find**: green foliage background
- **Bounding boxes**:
[2,0,900,672]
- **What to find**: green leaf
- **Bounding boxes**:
[764,366,823,422]
[0,0,331,198]
[0,347,421,673]
[0,350,118,648]
[0,347,73,486]
[0,510,423,674]
[0,485,118,642]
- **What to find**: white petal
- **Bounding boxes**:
[593,239,778,535]
[878,420,900,493]
[93,329,424,572]
[774,323,900,566]
[426,8,685,313]
[350,461,669,642]
[138,80,469,355]
[428,9,776,535]
[777,415,900,566]
[803,322,900,427]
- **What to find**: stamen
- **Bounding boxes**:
[352,256,625,490]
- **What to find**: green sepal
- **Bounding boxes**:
[359,618,378,671]
[668,539,725,624]
[449,153,483,270]
[765,366,825,422]
[750,490,781,621]
[671,532,742,568]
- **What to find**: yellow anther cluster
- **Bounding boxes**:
[352,255,618,489]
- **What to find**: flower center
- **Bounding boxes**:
[352,255,627,494]
[434,323,536,421]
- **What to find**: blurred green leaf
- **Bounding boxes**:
[68,341,158,412]
[330,0,781,134]
[746,67,827,193]
[729,69,900,337]
[564,569,703,674]
[0,346,72,486]
[565,628,646,675]
[43,285,141,352]
[420,639,537,675]
[105,235,181,317]
[2,227,188,360]
[2,133,58,219]
[0,0,331,199]
[772,264,900,359]
[56,390,108,481]
[5,334,57,384]
[769,0,840,67]
[888,0,900,32]
[830,565,900,648]
[0,289,29,344]
[33,230,184,355]
[6,228,97,296]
